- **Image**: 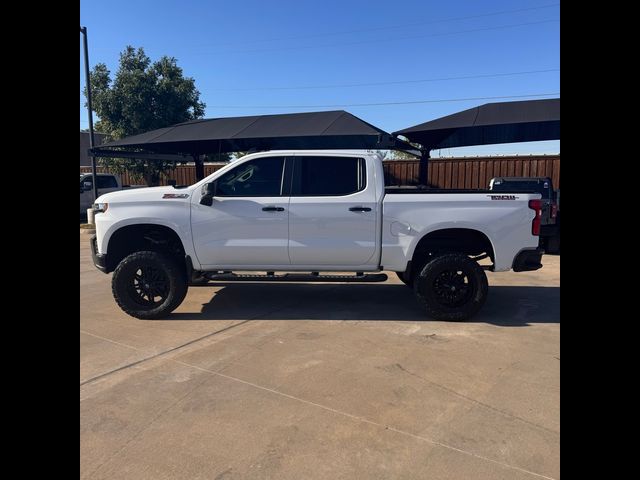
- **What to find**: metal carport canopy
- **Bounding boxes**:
[393,98,560,185]
[394,98,560,149]
[90,110,417,180]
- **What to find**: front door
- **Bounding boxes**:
[288,155,378,266]
[191,156,291,268]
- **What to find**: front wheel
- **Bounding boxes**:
[112,251,188,319]
[413,253,488,321]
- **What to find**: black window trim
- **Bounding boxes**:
[291,156,367,197]
[282,157,294,196]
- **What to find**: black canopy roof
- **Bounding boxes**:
[394,98,560,150]
[91,110,414,156]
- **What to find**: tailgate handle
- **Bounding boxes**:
[262,206,285,212]
[349,206,371,212]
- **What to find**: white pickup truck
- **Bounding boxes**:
[90,150,544,321]
[80,173,122,215]
[80,173,147,215]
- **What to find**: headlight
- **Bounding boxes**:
[93,202,109,213]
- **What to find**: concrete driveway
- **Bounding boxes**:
[81,236,560,480]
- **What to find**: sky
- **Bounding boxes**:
[80,0,559,157]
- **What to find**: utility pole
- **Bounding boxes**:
[80,26,98,203]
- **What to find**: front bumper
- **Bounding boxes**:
[512,247,544,272]
[90,235,108,273]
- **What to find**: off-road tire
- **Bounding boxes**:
[112,251,188,319]
[413,253,488,321]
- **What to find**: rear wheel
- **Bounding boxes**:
[413,253,488,321]
[112,251,188,319]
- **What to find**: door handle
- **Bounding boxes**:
[262,206,285,212]
[349,206,372,212]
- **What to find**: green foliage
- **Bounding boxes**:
[97,156,183,185]
[84,46,206,185]
[386,150,419,160]
[367,150,389,159]
[232,151,248,160]
[385,137,423,160]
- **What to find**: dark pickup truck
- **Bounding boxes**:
[489,176,560,254]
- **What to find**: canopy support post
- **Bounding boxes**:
[419,149,430,187]
[193,153,204,181]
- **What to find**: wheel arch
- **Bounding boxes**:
[413,252,489,321]
[406,227,496,277]
[103,223,187,273]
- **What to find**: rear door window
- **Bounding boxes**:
[292,156,365,196]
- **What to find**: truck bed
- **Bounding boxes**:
[385,187,539,194]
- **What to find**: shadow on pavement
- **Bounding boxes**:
[167,283,559,326]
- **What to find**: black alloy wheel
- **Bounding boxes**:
[112,251,188,319]
[413,253,488,321]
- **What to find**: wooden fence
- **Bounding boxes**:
[79,164,227,186]
[81,155,560,189]
[383,155,560,189]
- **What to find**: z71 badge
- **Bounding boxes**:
[488,195,518,200]
[162,193,189,199]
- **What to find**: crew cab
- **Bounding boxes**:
[90,150,544,321]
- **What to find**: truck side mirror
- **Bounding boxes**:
[83,181,92,189]
[200,182,216,206]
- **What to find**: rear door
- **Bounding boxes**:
[288,155,378,266]
[191,156,291,267]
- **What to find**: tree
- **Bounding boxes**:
[85,46,206,185]
[385,137,424,160]
[204,152,233,163]
[386,150,419,160]
[367,149,389,159]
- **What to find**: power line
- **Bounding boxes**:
[211,68,559,92]
[207,93,560,109]
[215,19,559,54]
[196,3,559,48]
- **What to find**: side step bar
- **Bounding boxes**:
[191,272,388,284]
